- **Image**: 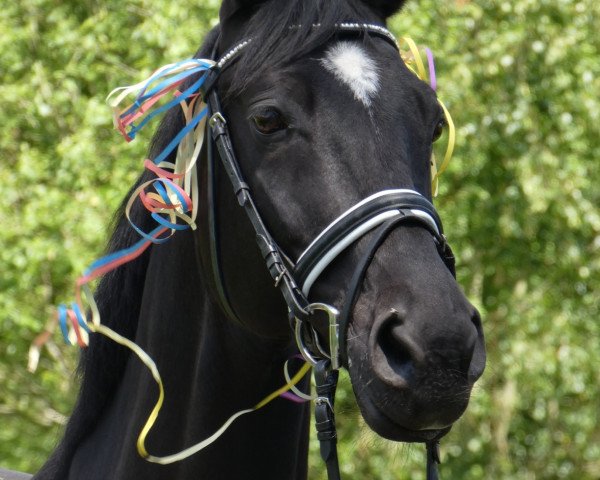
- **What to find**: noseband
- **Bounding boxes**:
[202,23,454,480]
[294,188,455,369]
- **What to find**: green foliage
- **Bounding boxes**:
[1,0,598,478]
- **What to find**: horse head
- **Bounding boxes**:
[204,0,486,443]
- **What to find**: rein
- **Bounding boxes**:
[31,22,457,480]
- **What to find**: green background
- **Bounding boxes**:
[1,1,598,478]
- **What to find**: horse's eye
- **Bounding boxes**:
[251,108,287,135]
[432,118,446,142]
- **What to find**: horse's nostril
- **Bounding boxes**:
[375,317,425,387]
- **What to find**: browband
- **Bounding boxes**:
[214,22,400,72]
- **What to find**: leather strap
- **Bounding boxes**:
[206,88,310,321]
[314,360,341,480]
[205,98,243,324]
[426,441,441,480]
[294,190,445,295]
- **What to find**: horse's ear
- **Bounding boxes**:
[364,0,408,19]
[219,0,266,23]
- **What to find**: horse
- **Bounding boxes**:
[34,1,486,478]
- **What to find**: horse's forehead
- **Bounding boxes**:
[320,41,380,108]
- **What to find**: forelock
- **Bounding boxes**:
[220,0,382,96]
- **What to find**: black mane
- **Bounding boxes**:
[224,0,382,95]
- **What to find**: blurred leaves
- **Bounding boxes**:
[1,0,598,478]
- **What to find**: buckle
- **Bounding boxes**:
[294,303,340,370]
[209,111,226,128]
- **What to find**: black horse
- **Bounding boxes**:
[35,1,485,478]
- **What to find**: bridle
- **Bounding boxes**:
[201,23,455,480]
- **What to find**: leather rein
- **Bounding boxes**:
[201,23,454,480]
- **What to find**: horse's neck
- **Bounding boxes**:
[67,232,310,480]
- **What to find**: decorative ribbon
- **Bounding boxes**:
[31,59,214,358]
[140,360,312,464]
[400,37,456,196]
[28,64,205,378]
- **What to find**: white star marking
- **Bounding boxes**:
[321,41,380,108]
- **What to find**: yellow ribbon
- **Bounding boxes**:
[400,37,456,196]
[77,319,311,465]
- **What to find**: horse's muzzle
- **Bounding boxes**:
[348,281,486,440]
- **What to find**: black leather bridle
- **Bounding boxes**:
[200,23,454,480]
